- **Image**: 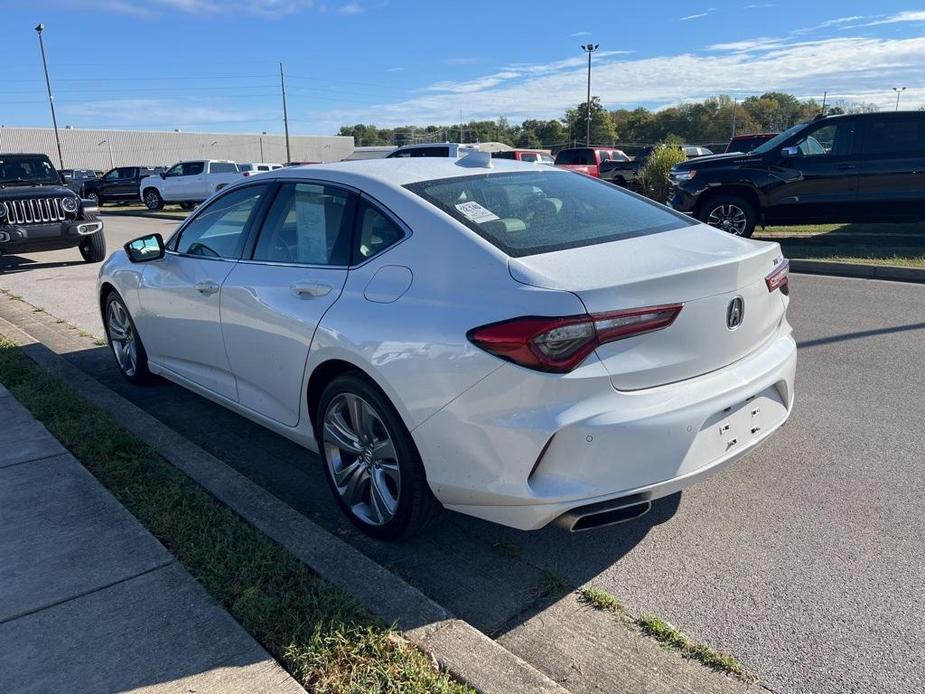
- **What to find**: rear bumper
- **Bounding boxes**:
[0,219,103,254]
[413,331,796,530]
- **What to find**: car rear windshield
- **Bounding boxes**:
[554,148,595,165]
[406,171,695,257]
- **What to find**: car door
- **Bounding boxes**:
[110,167,136,199]
[135,183,271,400]
[765,119,860,223]
[98,168,120,197]
[856,115,925,219]
[160,163,186,201]
[180,161,207,199]
[219,181,357,425]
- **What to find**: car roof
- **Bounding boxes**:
[258,156,568,188]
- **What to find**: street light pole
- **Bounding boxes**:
[892,87,906,111]
[98,140,114,168]
[280,62,291,164]
[35,23,64,170]
[581,43,599,147]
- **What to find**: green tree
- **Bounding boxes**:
[565,98,616,146]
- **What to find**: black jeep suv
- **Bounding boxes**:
[667,111,925,237]
[0,153,106,262]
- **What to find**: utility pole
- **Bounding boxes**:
[581,43,599,147]
[35,23,64,170]
[893,87,906,111]
[731,98,737,139]
[280,62,291,164]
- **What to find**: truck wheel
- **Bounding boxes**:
[697,195,756,237]
[86,192,101,207]
[79,231,106,263]
[143,189,164,211]
[179,202,196,210]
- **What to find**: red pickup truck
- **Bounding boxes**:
[553,147,630,178]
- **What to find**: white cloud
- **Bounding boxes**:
[744,3,775,7]
[311,34,925,131]
[60,99,275,130]
[569,31,591,37]
[862,10,925,26]
[385,67,405,72]
[679,7,716,21]
[337,2,363,14]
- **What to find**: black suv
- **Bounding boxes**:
[83,166,157,206]
[668,111,925,236]
[0,153,106,263]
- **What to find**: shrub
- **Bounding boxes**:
[639,144,687,203]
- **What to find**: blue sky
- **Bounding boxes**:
[3,1,924,135]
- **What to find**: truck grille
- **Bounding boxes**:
[1,198,67,225]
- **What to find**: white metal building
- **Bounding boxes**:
[0,127,354,170]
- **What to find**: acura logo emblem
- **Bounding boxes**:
[727,297,745,330]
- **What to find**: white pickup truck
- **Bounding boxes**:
[140,160,242,210]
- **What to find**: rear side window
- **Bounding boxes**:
[862,117,925,157]
[407,171,694,258]
[492,151,516,159]
[554,149,594,166]
[253,183,353,266]
[210,162,238,173]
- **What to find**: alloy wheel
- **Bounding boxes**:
[323,393,401,526]
[706,204,748,235]
[107,300,138,377]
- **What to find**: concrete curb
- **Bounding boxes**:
[790,259,925,283]
[0,314,567,694]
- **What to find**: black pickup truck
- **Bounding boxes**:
[82,166,157,206]
[599,146,653,191]
[0,153,106,263]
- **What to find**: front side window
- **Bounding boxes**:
[174,184,267,259]
[253,183,352,265]
[861,117,925,157]
[408,171,694,257]
[164,164,183,177]
[355,201,404,262]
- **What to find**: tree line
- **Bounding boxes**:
[339,92,882,150]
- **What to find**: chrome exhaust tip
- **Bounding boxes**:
[555,494,653,532]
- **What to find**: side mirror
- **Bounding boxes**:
[781,146,800,158]
[124,233,165,263]
[159,171,166,179]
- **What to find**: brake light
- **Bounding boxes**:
[467,304,682,373]
[242,171,252,176]
[766,259,790,295]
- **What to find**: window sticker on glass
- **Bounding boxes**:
[455,201,499,223]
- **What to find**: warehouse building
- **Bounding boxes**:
[0,126,353,170]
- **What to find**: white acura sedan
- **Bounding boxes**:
[98,154,795,539]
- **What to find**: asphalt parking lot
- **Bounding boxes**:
[2,214,923,693]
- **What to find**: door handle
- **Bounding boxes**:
[291,282,332,298]
[195,280,220,295]
[837,163,857,170]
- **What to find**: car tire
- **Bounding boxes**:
[79,231,106,263]
[86,191,101,207]
[103,290,151,385]
[143,188,164,211]
[697,195,757,237]
[179,202,195,210]
[315,373,442,540]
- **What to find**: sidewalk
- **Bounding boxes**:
[0,384,302,694]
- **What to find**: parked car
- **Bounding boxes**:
[492,149,555,164]
[239,162,284,177]
[554,147,629,178]
[668,111,925,236]
[99,155,795,539]
[682,146,714,159]
[386,143,479,158]
[725,133,778,154]
[59,168,98,196]
[139,160,242,210]
[1,153,105,262]
[83,166,158,206]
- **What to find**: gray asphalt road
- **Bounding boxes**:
[0,215,180,334]
[3,215,923,693]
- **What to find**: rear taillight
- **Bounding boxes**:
[766,259,790,295]
[467,304,682,373]
[242,171,252,176]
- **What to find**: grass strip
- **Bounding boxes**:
[0,337,470,694]
[578,586,752,682]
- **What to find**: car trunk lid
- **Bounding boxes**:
[508,224,788,390]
